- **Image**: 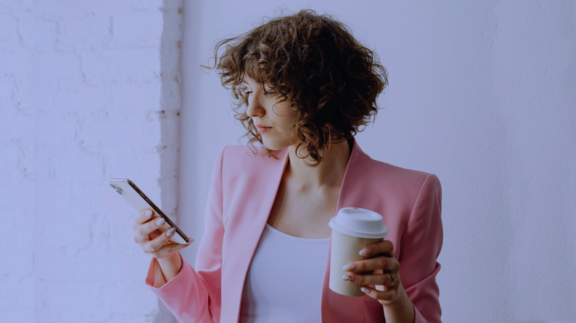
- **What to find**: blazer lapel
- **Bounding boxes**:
[227,146,290,322]
[321,136,368,322]
[229,137,368,322]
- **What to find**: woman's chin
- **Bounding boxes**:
[261,138,286,151]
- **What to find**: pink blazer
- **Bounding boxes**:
[145,137,443,323]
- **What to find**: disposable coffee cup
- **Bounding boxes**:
[328,207,389,297]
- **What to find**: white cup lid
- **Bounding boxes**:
[328,207,388,239]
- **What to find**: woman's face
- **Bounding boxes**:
[243,75,299,150]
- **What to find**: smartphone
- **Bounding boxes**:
[108,178,190,244]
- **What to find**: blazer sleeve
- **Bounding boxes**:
[144,146,227,323]
[399,173,443,323]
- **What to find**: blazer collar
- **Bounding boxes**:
[273,135,367,166]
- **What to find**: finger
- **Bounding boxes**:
[154,240,194,259]
[143,225,174,253]
[135,216,166,244]
[360,286,399,304]
[150,229,194,258]
[358,240,394,258]
[344,272,396,286]
[133,209,155,230]
[347,256,400,273]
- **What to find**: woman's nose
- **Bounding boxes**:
[246,96,265,118]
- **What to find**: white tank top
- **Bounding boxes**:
[239,223,330,323]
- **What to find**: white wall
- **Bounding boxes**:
[1,0,182,322]
[181,1,576,322]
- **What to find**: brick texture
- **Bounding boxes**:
[1,1,183,322]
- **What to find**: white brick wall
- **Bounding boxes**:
[1,1,183,322]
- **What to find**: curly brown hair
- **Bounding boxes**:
[201,9,388,166]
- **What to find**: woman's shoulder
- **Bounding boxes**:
[356,154,442,217]
[219,143,441,190]
[220,144,280,163]
[221,144,270,156]
[218,144,283,175]
[355,150,441,191]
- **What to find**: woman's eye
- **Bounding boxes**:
[242,90,275,96]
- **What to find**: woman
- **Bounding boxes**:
[132,9,443,323]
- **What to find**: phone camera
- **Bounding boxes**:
[110,184,123,195]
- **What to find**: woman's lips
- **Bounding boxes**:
[256,125,272,133]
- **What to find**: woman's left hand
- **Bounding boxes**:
[341,240,405,306]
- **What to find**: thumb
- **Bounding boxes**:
[182,239,194,246]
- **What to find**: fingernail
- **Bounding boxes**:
[342,264,356,271]
[361,287,370,294]
[145,210,152,218]
[342,274,355,282]
[155,218,165,226]
[359,248,371,256]
[167,227,175,235]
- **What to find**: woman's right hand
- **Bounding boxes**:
[132,209,193,260]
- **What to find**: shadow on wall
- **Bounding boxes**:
[156,0,184,322]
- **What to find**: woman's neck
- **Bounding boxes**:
[284,138,352,192]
